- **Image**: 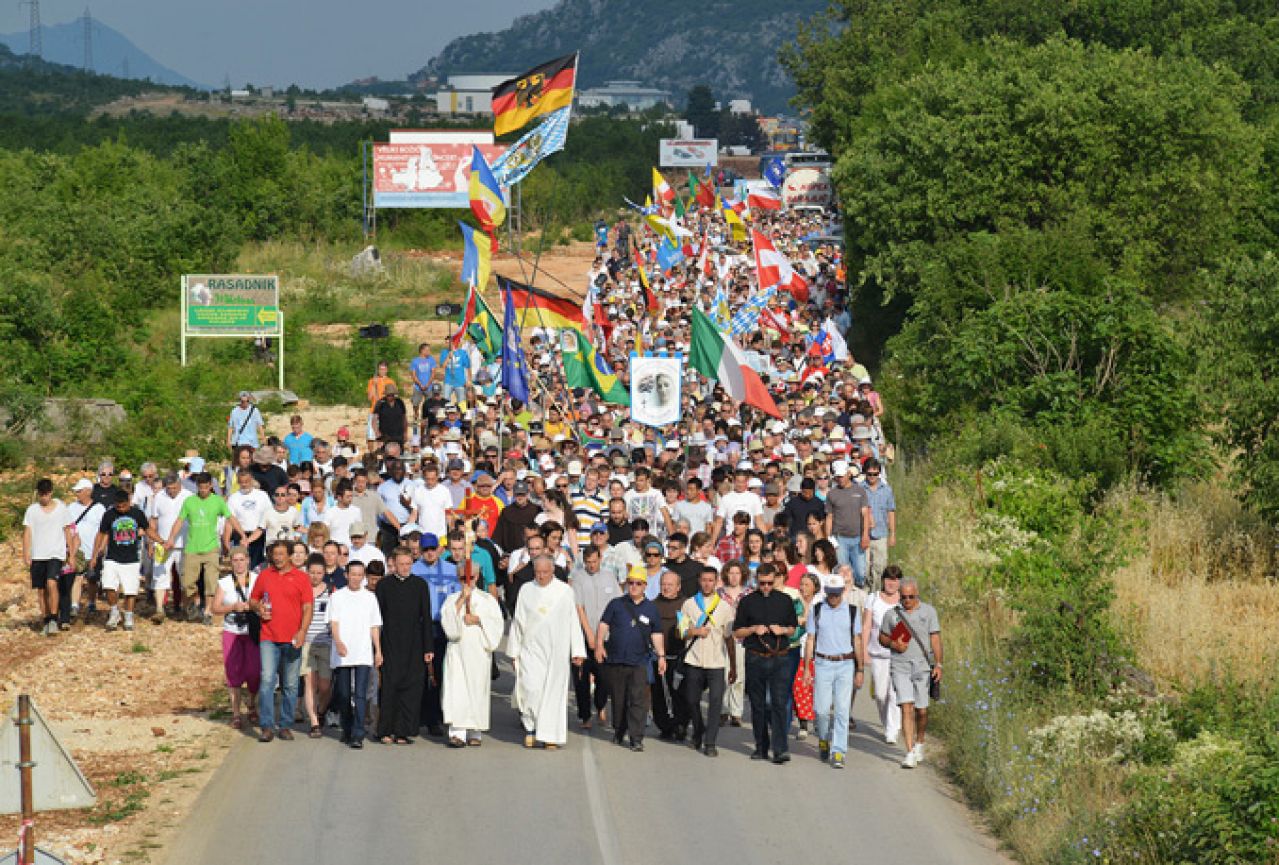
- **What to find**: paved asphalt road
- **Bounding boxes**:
[165,658,1007,865]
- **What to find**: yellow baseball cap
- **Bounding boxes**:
[627,564,648,583]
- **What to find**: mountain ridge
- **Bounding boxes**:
[413,0,823,113]
[0,18,205,88]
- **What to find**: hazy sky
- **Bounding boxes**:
[0,0,555,87]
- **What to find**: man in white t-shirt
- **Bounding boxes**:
[328,560,383,748]
[710,469,764,539]
[149,474,192,624]
[347,523,387,570]
[22,478,74,635]
[324,479,362,548]
[67,479,105,622]
[227,469,272,568]
[411,462,453,540]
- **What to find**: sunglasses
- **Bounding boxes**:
[867,472,881,477]
[757,580,775,587]
[900,593,918,599]
[645,552,662,558]
[625,580,646,587]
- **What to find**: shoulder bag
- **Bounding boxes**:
[896,606,940,701]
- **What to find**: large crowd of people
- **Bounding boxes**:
[20,204,942,769]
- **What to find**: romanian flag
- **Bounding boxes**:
[491,53,578,137]
[458,221,491,292]
[497,275,586,331]
[468,147,506,252]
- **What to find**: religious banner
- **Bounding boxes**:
[630,353,683,428]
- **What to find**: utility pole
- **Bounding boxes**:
[82,7,93,73]
[18,0,41,60]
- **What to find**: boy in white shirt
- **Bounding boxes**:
[328,561,383,748]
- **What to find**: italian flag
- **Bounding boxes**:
[690,306,781,417]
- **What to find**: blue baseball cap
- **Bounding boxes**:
[590,522,609,534]
[419,532,440,550]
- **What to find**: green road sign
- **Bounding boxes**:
[183,274,281,335]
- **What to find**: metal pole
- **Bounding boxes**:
[361,141,369,241]
[18,694,34,865]
[277,310,285,391]
[180,276,188,368]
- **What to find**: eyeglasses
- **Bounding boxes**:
[624,580,646,587]
[900,593,918,600]
[99,472,112,478]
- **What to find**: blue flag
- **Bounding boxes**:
[491,106,570,187]
[763,157,786,189]
[500,289,530,404]
[656,237,683,273]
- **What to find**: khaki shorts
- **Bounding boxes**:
[181,550,220,596]
[300,641,332,678]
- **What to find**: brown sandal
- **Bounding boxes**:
[308,725,322,739]
[230,716,244,730]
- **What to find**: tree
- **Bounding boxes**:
[684,85,719,138]
[1201,253,1279,519]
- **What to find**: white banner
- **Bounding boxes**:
[659,139,718,169]
[630,354,683,428]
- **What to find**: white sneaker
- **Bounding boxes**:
[122,612,134,631]
[912,743,924,762]
[901,750,918,769]
[105,607,122,631]
[886,731,900,745]
[797,727,808,740]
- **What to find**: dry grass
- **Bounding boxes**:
[1107,481,1279,689]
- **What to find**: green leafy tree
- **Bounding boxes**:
[684,85,719,138]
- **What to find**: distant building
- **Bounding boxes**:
[577,80,671,111]
[362,96,390,112]
[434,74,512,116]
[728,99,753,115]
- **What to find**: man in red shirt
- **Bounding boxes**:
[251,540,314,742]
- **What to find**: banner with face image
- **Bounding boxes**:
[630,353,683,428]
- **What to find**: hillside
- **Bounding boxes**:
[414,0,823,113]
[0,43,190,115]
[0,18,204,88]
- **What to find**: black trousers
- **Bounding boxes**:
[745,653,791,757]
[606,664,650,744]
[682,665,726,747]
[421,633,449,728]
[651,659,689,735]
[377,665,424,739]
[332,665,371,741]
[573,655,609,722]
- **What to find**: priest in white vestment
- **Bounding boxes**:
[507,555,586,748]
[440,569,505,746]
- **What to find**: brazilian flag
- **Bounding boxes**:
[561,326,630,406]
[467,291,503,363]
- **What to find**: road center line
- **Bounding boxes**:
[582,735,624,865]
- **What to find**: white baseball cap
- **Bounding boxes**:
[832,460,849,478]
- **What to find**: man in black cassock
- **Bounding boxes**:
[375,547,434,743]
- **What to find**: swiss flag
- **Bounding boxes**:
[747,189,783,211]
[752,229,810,303]
[759,306,790,342]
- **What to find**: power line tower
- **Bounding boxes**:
[82,7,93,73]
[18,0,42,60]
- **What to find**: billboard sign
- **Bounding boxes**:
[781,167,834,209]
[183,274,280,336]
[373,143,506,208]
[659,138,718,169]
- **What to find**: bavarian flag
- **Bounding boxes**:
[497,275,586,331]
[491,53,578,137]
[561,326,630,406]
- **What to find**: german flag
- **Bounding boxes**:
[497,275,586,331]
[491,53,577,137]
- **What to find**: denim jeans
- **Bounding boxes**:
[744,653,791,757]
[332,665,371,741]
[833,536,868,588]
[258,640,302,731]
[813,657,857,755]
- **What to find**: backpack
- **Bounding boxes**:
[811,599,858,648]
